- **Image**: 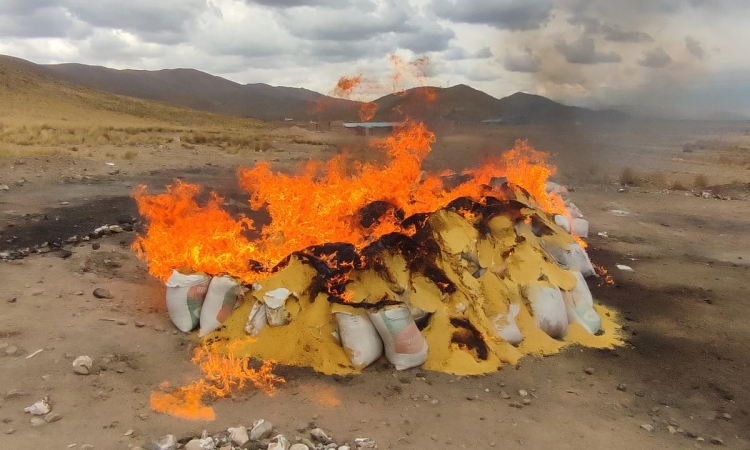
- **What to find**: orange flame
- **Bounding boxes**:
[358,101,378,121]
[592,263,615,286]
[333,74,363,99]
[150,340,284,420]
[134,121,567,285]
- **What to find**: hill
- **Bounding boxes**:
[372,84,627,124]
[0,55,262,129]
[44,63,359,121]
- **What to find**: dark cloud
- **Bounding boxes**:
[0,5,84,38]
[278,4,413,41]
[432,0,553,31]
[555,37,622,64]
[63,0,206,44]
[601,24,653,43]
[567,14,600,33]
[638,47,672,68]
[474,47,493,58]
[685,36,704,59]
[246,0,343,7]
[503,51,541,73]
[396,20,455,54]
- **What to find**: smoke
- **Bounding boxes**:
[494,0,750,118]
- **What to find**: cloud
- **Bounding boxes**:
[246,0,343,7]
[638,47,672,68]
[555,37,622,64]
[432,0,553,31]
[474,47,493,58]
[444,45,493,61]
[63,0,207,44]
[685,36,704,59]
[503,51,541,73]
[601,24,654,43]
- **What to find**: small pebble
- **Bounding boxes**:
[709,437,724,446]
[640,424,654,432]
[522,398,532,405]
[616,384,627,391]
[584,368,595,375]
[93,288,113,299]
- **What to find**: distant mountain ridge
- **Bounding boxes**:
[0,55,627,123]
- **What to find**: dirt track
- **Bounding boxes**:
[1,123,749,449]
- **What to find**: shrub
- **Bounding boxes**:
[619,167,641,186]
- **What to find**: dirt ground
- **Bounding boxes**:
[1,121,749,449]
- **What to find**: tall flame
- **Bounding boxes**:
[133,121,566,284]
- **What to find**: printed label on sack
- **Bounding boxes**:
[216,286,239,323]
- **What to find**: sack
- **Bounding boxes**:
[554,214,571,233]
[335,312,383,369]
[572,218,589,238]
[245,301,268,337]
[369,307,428,370]
[165,270,210,332]
[263,288,295,326]
[567,243,596,277]
[563,271,601,334]
[199,276,241,337]
[492,303,523,345]
[526,284,568,338]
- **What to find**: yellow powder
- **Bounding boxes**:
[204,208,622,376]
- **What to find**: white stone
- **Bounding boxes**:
[72,355,93,375]
[310,428,331,444]
[250,419,274,441]
[228,426,249,446]
[354,438,377,449]
[24,397,51,415]
[290,444,310,450]
[268,434,290,450]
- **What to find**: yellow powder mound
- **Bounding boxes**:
[209,205,623,375]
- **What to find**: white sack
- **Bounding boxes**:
[554,215,571,233]
[335,312,383,369]
[492,303,523,345]
[527,285,568,338]
[263,288,296,326]
[245,301,268,337]
[572,218,589,238]
[199,275,241,337]
[165,270,210,332]
[565,202,584,219]
[563,271,601,335]
[568,243,596,278]
[369,307,428,370]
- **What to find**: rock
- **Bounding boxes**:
[518,389,528,397]
[508,401,523,409]
[500,390,511,399]
[0,184,9,190]
[43,412,61,423]
[667,417,679,426]
[73,355,93,375]
[720,413,732,421]
[92,243,101,250]
[522,398,532,405]
[634,391,646,397]
[667,426,676,434]
[268,434,290,450]
[250,419,274,441]
[93,288,114,299]
[616,384,627,391]
[145,434,177,450]
[185,437,215,450]
[311,428,331,444]
[81,445,94,450]
[709,437,724,446]
[228,426,249,446]
[5,429,15,434]
[7,297,16,303]
[24,397,51,415]
[338,446,351,450]
[4,345,18,356]
[301,438,316,449]
[290,444,310,450]
[354,438,377,449]
[135,321,146,328]
[640,424,654,432]
[584,367,595,375]
[30,416,46,427]
[116,319,128,326]
[124,429,134,436]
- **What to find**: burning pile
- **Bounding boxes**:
[133,121,621,377]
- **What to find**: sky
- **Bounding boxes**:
[1,0,749,119]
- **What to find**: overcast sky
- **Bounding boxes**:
[1,0,749,118]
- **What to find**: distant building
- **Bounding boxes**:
[343,122,403,136]
[481,117,504,124]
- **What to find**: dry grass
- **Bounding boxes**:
[642,171,668,188]
[619,167,642,186]
[694,173,709,189]
[670,180,690,191]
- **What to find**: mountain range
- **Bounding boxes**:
[2,54,627,124]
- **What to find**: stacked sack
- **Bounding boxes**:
[165,271,242,337]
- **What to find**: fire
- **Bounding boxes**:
[150,340,284,420]
[333,74,363,99]
[359,101,378,121]
[133,120,568,285]
[593,263,615,286]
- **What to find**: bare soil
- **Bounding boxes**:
[1,122,749,449]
